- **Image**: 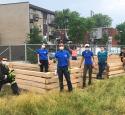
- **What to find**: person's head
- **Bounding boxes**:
[59,43,64,50]
[84,44,90,50]
[100,46,104,52]
[41,44,46,49]
[123,47,125,52]
[73,46,76,50]
[0,57,8,65]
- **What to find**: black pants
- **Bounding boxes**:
[72,56,77,60]
[57,66,73,91]
[40,60,48,72]
[83,64,92,87]
[0,78,19,95]
[97,62,107,79]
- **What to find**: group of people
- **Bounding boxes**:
[36,43,109,91]
[1,43,124,94]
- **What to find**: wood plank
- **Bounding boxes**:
[109,66,123,71]
[45,74,81,84]
[48,83,78,91]
[45,78,79,89]
[14,69,54,78]
[109,73,125,78]
[108,70,125,75]
[18,84,46,93]
[70,68,82,74]
[16,79,46,89]
[16,74,46,83]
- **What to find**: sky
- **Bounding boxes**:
[0,0,125,27]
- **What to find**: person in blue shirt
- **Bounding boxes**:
[79,44,94,88]
[55,43,72,92]
[97,46,108,79]
[36,44,49,72]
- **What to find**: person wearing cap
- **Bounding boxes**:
[36,44,49,72]
[119,47,125,69]
[55,43,73,92]
[79,44,94,88]
[97,46,108,79]
[0,57,20,95]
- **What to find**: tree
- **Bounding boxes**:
[54,9,95,43]
[27,26,43,63]
[27,26,43,44]
[68,17,95,43]
[116,22,125,45]
[91,13,112,27]
[55,9,79,29]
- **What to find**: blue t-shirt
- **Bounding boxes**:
[36,49,48,60]
[55,50,70,67]
[82,50,93,65]
[97,51,108,63]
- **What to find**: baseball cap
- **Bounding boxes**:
[84,44,90,47]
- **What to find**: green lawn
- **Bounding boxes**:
[0,76,125,115]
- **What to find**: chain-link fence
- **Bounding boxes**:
[0,44,123,63]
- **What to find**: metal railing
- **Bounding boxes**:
[0,44,123,63]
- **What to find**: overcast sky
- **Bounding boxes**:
[0,0,125,27]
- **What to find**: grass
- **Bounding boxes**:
[0,76,125,115]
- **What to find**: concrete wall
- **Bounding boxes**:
[0,3,30,45]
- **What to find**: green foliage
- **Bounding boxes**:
[69,17,95,43]
[55,9,112,43]
[27,26,42,63]
[27,48,37,64]
[55,9,79,29]
[27,26,43,44]
[91,13,112,27]
[55,9,95,43]
[1,76,125,115]
[96,34,108,45]
[116,22,125,45]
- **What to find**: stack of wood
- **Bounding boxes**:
[92,55,125,78]
[9,55,125,93]
[9,62,82,93]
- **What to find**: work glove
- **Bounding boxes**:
[53,59,56,63]
[68,67,71,73]
[38,62,41,65]
[54,70,57,76]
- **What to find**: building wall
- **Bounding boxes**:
[29,8,44,35]
[0,2,30,45]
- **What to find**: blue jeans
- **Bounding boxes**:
[97,62,107,79]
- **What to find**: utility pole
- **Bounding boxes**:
[90,10,94,17]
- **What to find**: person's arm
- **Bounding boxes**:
[68,59,71,68]
[3,64,9,75]
[46,50,50,65]
[106,52,109,63]
[91,52,94,63]
[79,56,84,68]
[35,49,40,64]
[67,51,71,68]
[37,54,40,64]
[119,52,123,57]
[68,47,72,52]
[54,52,58,63]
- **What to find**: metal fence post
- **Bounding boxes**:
[9,44,12,61]
[25,43,27,62]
